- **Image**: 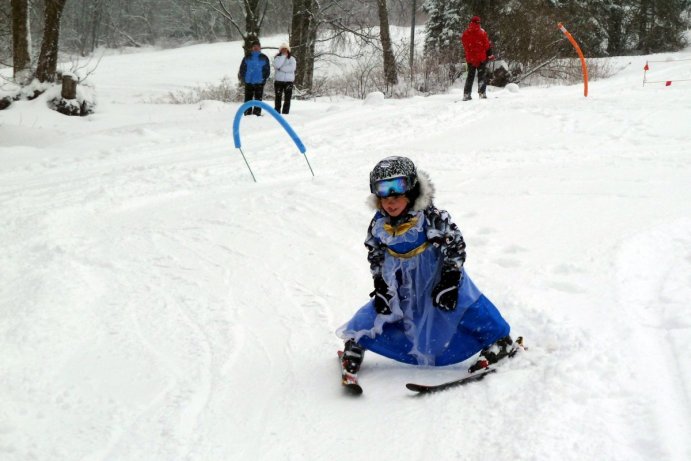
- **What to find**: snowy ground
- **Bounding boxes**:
[1,37,691,461]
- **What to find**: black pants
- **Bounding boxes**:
[464,62,488,96]
[274,81,293,114]
[244,83,265,115]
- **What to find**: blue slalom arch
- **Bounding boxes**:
[232,100,312,182]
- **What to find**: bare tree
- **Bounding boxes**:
[195,0,270,53]
[86,0,104,54]
[61,0,106,55]
[375,0,397,87]
[11,0,32,82]
[289,0,381,93]
[35,0,68,83]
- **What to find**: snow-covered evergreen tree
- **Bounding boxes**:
[423,0,467,58]
[553,0,689,55]
[630,0,689,53]
[422,0,467,83]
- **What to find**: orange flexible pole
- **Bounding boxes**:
[558,22,588,97]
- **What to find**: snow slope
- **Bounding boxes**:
[1,39,691,461]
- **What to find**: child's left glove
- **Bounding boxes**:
[370,276,393,315]
[432,270,461,311]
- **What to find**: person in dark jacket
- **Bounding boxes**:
[238,40,271,116]
[461,16,495,101]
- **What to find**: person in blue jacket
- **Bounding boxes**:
[337,156,517,376]
[238,40,270,116]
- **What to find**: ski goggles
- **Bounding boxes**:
[372,177,409,198]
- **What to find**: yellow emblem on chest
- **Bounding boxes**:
[386,242,430,259]
[383,216,419,236]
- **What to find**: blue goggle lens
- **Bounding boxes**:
[373,177,409,198]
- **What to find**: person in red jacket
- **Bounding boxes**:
[461,16,495,101]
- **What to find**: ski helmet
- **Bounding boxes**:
[369,156,418,196]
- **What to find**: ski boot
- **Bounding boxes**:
[479,92,487,99]
[468,335,519,373]
[462,93,472,101]
[341,339,365,374]
[339,340,365,394]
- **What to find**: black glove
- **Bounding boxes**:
[432,270,461,311]
[370,276,393,315]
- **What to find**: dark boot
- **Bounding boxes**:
[468,335,517,373]
[342,339,365,374]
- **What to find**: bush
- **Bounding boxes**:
[166,76,238,104]
[515,57,615,86]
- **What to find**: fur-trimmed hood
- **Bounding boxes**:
[367,170,435,213]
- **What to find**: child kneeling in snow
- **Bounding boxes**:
[337,156,516,375]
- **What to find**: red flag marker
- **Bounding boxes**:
[666,81,672,86]
[644,63,649,71]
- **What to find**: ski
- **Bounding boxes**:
[406,337,525,393]
[406,367,496,394]
[337,350,363,395]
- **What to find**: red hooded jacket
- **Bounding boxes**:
[461,21,491,67]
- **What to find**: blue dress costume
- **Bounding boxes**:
[336,207,510,367]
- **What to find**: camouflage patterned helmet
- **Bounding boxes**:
[369,156,418,194]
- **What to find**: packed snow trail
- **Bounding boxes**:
[1,41,691,460]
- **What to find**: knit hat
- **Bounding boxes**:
[471,16,481,23]
[279,42,291,52]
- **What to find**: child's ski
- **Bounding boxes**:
[406,368,496,394]
[337,350,363,395]
[406,337,526,393]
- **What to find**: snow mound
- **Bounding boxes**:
[506,83,520,93]
[364,91,385,105]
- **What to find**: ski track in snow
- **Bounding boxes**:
[1,42,691,460]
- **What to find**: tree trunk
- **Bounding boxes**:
[376,0,398,87]
[290,0,317,92]
[61,73,77,99]
[243,0,261,53]
[303,7,317,92]
[35,0,68,83]
[11,0,32,83]
[409,0,416,83]
[54,72,83,116]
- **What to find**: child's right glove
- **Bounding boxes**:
[432,270,461,311]
[370,276,393,315]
